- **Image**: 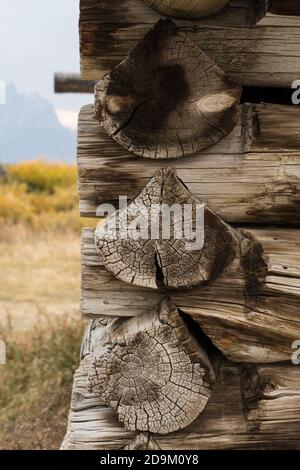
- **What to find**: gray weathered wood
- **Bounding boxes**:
[62,0,300,453]
[88,298,215,434]
[62,320,300,450]
[94,19,241,159]
[54,73,96,93]
[81,226,300,363]
[241,363,300,431]
[79,0,300,87]
[95,168,238,290]
[77,103,300,225]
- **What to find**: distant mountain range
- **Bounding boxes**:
[0,83,76,163]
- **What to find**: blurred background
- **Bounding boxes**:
[0,0,93,449]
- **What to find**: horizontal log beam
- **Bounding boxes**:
[62,320,300,450]
[79,0,300,87]
[54,73,96,93]
[77,104,300,225]
[81,226,300,363]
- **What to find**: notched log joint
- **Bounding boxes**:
[95,168,238,290]
[88,298,215,435]
[95,19,241,160]
[96,167,268,294]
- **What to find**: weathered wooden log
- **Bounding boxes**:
[95,20,241,159]
[144,0,230,19]
[96,168,237,289]
[79,0,300,86]
[77,103,300,225]
[62,320,300,450]
[81,225,300,363]
[88,298,215,434]
[54,73,96,93]
[241,363,300,433]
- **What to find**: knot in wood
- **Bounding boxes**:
[88,298,215,434]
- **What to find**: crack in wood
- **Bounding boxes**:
[62,322,300,449]
[95,168,238,290]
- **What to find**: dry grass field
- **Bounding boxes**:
[0,160,94,449]
[0,231,81,330]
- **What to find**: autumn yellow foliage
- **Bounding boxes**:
[6,159,77,193]
[0,159,95,233]
[0,159,91,449]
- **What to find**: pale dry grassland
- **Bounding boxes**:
[0,160,94,449]
[0,228,81,331]
[0,229,84,449]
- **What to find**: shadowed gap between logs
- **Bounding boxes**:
[55,72,296,108]
[241,87,295,106]
[177,307,222,374]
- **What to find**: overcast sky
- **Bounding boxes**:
[0,0,90,127]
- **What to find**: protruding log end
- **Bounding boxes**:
[95,168,237,290]
[54,73,96,94]
[95,19,241,160]
[144,0,230,19]
[88,298,215,435]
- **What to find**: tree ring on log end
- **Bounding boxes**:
[88,298,215,435]
[144,0,230,19]
[94,19,241,160]
[95,168,238,290]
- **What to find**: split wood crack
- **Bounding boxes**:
[95,168,267,294]
[88,19,278,438]
[90,167,273,436]
[95,168,239,290]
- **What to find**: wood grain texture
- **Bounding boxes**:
[79,0,300,86]
[88,298,215,434]
[95,168,237,289]
[77,103,300,225]
[144,0,230,19]
[94,19,241,159]
[54,73,96,93]
[241,363,300,430]
[81,226,300,363]
[62,320,300,450]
